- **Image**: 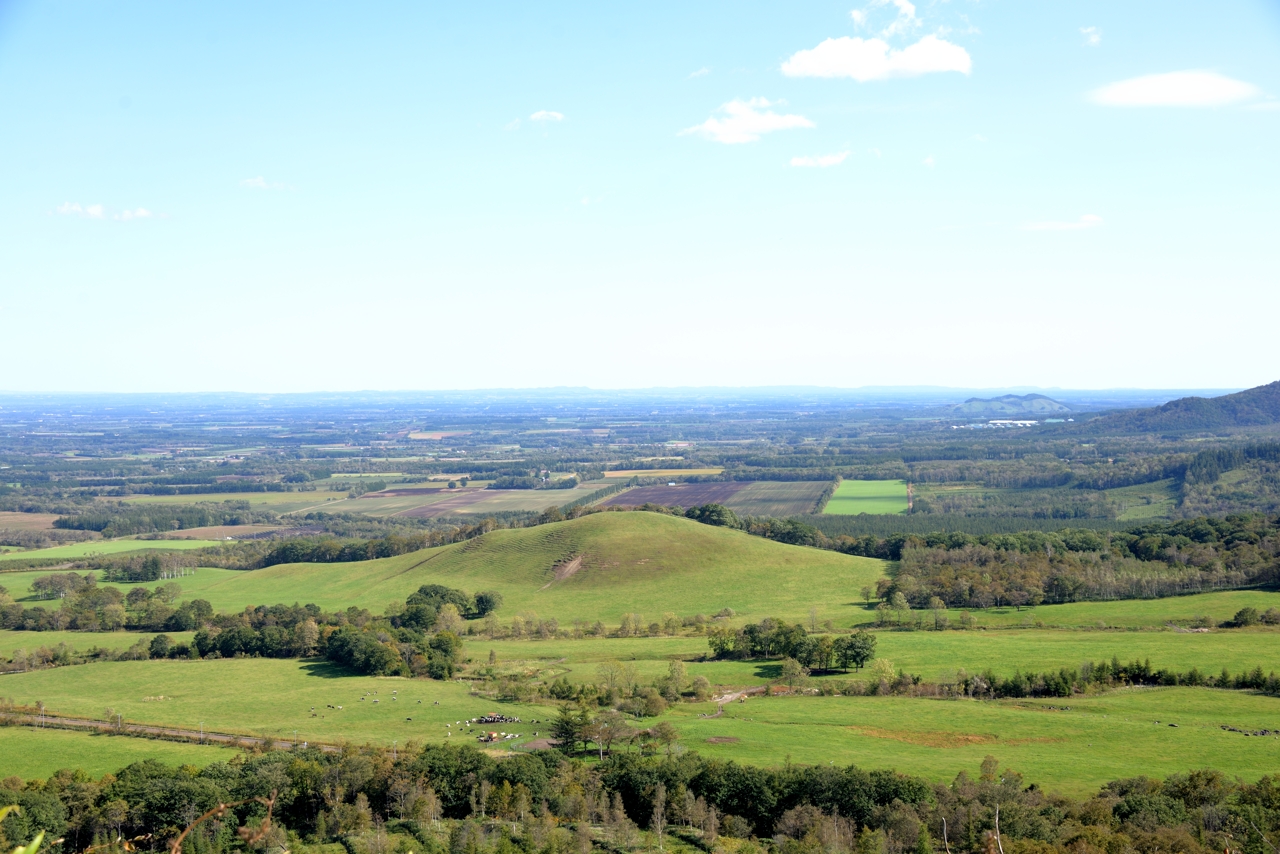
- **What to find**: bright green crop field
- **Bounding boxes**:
[823,480,908,515]
[0,727,239,779]
[3,514,883,624]
[0,539,222,562]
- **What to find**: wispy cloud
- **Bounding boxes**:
[923,155,936,168]
[57,202,104,218]
[782,34,970,81]
[1090,70,1259,107]
[1080,26,1101,47]
[688,67,710,79]
[680,98,814,144]
[530,110,564,122]
[240,176,285,190]
[791,151,850,168]
[1024,214,1103,232]
[55,202,157,221]
[504,119,521,131]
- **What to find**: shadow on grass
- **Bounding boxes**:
[753,662,782,680]
[300,659,360,679]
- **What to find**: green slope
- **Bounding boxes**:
[164,512,887,624]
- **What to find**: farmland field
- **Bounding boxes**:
[604,469,723,478]
[122,491,350,513]
[726,481,830,516]
[0,538,223,562]
[823,480,909,515]
[599,482,747,508]
[4,658,1278,796]
[0,727,239,779]
[0,511,61,531]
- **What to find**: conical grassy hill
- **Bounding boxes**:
[185,511,886,624]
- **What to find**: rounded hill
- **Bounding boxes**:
[185,511,887,624]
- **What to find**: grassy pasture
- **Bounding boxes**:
[1,658,547,748]
[908,589,1280,629]
[666,688,1280,796]
[824,480,909,515]
[10,514,883,623]
[4,657,1278,796]
[0,630,195,657]
[0,727,238,779]
[1109,478,1179,521]
[468,626,1280,689]
[0,539,222,563]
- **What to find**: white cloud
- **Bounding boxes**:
[850,9,867,26]
[791,151,850,167]
[877,0,919,37]
[1023,214,1103,232]
[241,176,285,189]
[1090,70,1259,107]
[504,119,521,131]
[782,34,971,82]
[530,110,564,122]
[56,202,104,218]
[869,147,882,157]
[972,134,988,142]
[55,202,158,220]
[1080,26,1101,47]
[923,155,936,167]
[688,67,710,78]
[679,98,814,144]
[1247,100,1280,111]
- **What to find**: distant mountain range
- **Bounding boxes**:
[950,394,1073,417]
[1082,381,1280,432]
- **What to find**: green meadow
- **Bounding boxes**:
[823,480,909,515]
[1,658,546,747]
[468,627,1280,687]
[0,727,239,780]
[0,629,195,658]
[5,657,1278,796]
[0,538,222,562]
[664,688,1280,796]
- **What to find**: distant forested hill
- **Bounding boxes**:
[950,393,1072,416]
[1081,381,1280,432]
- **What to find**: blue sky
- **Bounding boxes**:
[1,0,1277,393]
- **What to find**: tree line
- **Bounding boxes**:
[4,743,1280,854]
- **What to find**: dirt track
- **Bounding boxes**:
[2,712,340,753]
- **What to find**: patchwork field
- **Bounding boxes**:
[600,481,828,517]
[311,481,612,518]
[823,480,909,515]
